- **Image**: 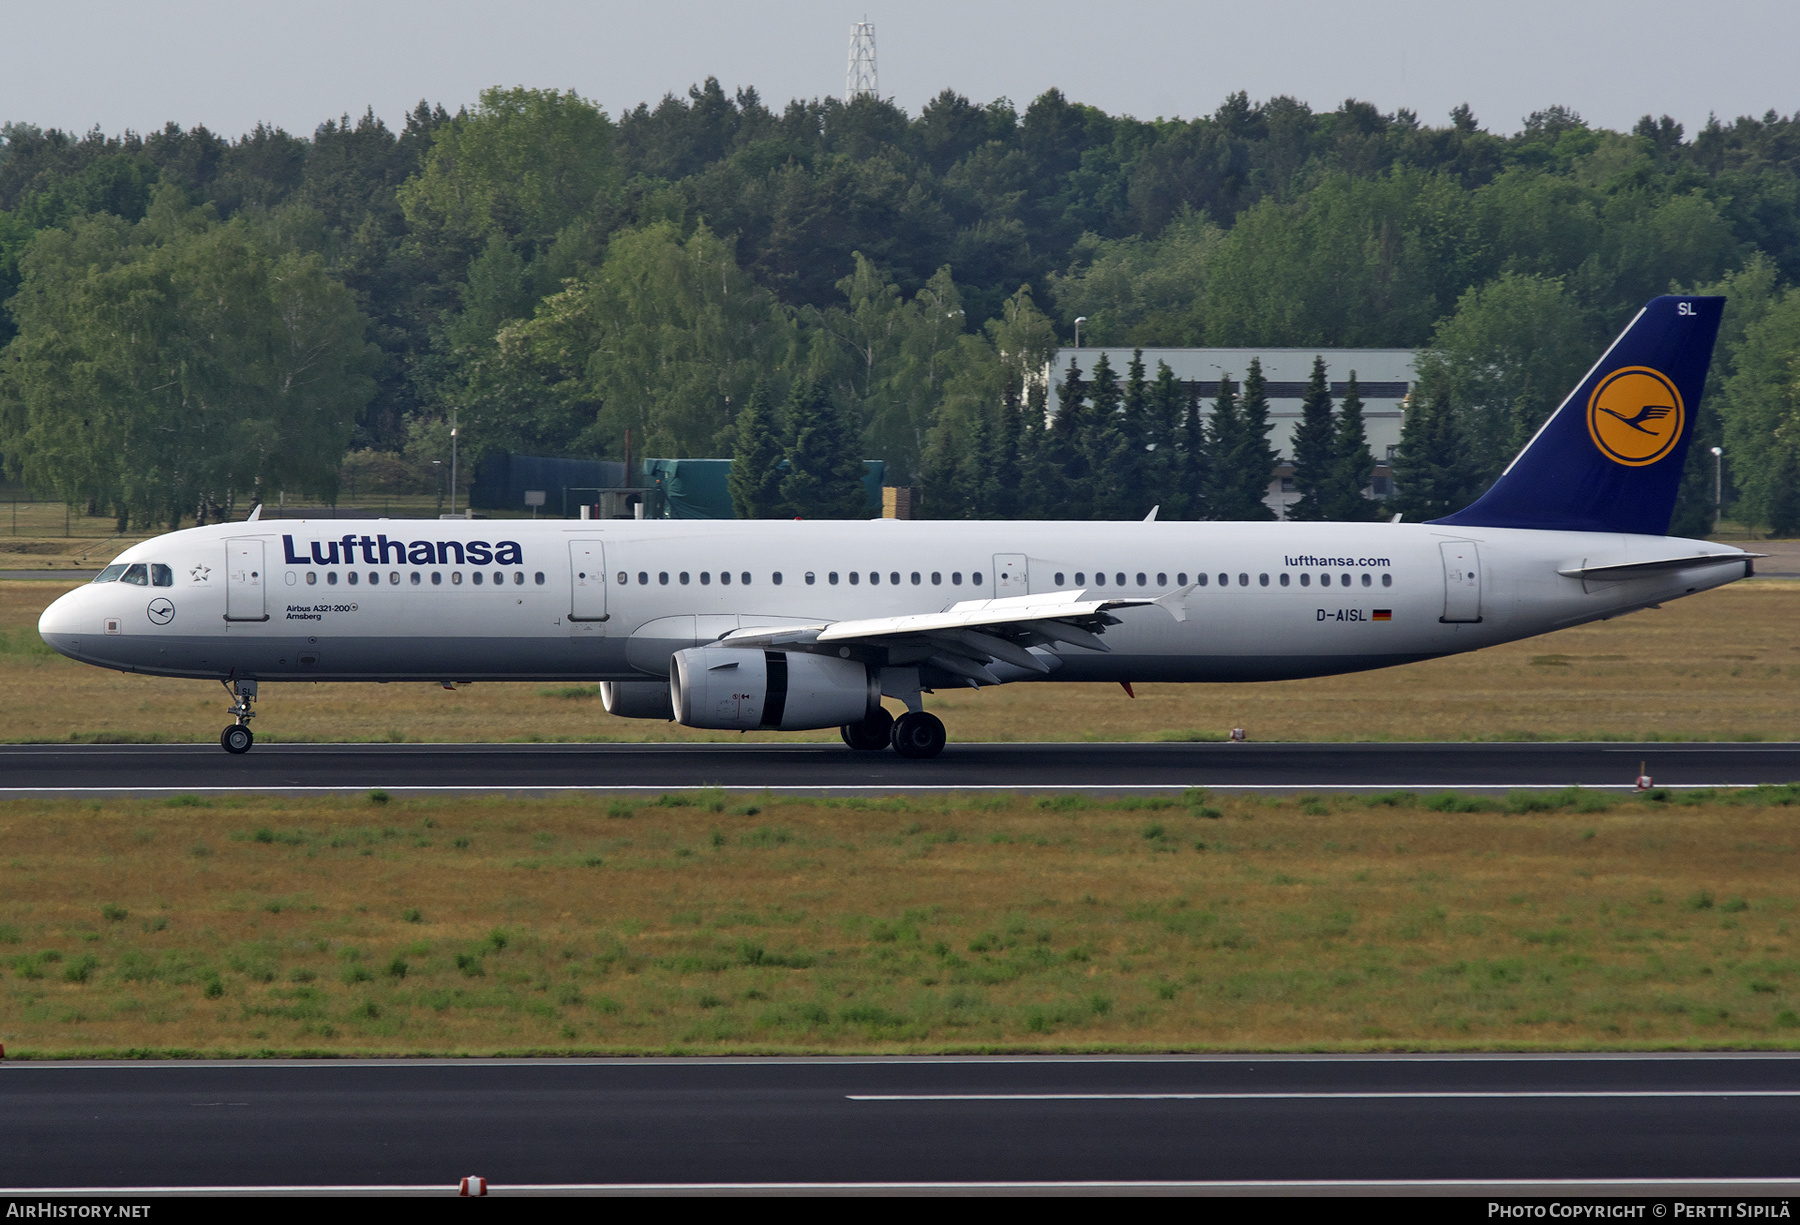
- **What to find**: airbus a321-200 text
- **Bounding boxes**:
[40,296,1757,759]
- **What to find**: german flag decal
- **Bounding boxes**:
[1372,609,1392,621]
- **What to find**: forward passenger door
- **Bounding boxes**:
[224,539,269,622]
[569,539,607,634]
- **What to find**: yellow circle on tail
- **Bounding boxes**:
[1586,366,1685,466]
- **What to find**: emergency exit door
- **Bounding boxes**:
[224,538,268,622]
[993,554,1028,597]
[569,539,608,629]
[1439,541,1482,623]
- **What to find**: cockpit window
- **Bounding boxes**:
[120,564,149,586]
[93,564,127,584]
[150,564,172,587]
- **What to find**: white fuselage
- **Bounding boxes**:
[38,517,1751,686]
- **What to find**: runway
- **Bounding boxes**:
[5,1055,1800,1195]
[0,740,1794,796]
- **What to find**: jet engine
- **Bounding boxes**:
[671,646,878,731]
[600,680,675,721]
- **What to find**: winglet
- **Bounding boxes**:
[1152,583,1197,623]
[1143,506,1159,522]
[246,504,263,522]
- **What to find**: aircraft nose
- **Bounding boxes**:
[38,587,89,659]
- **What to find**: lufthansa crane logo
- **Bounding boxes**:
[1586,366,1685,467]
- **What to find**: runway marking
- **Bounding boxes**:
[850,1090,1800,1101]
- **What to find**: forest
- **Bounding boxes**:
[0,82,1796,532]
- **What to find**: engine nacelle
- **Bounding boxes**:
[600,680,675,721]
[671,646,877,731]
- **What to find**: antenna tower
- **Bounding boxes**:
[846,20,877,102]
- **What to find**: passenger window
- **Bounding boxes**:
[1195,573,1207,587]
[1177,573,1187,585]
[1279,573,1289,587]
[1217,573,1228,587]
[348,572,359,586]
[829,572,839,585]
[1054,572,1065,586]
[700,572,711,585]
[719,571,730,585]
[617,571,627,585]
[1361,573,1372,587]
[1340,574,1351,587]
[390,572,400,585]
[150,564,173,587]
[849,572,860,585]
[890,572,900,586]
[535,572,544,585]
[1137,573,1147,587]
[93,564,127,584]
[1074,572,1085,585]
[867,572,877,585]
[328,572,339,586]
[805,572,816,585]
[306,572,317,586]
[1113,573,1125,586]
[1300,573,1311,587]
[433,572,443,586]
[1156,573,1166,587]
[910,572,921,585]
[121,564,149,586]
[741,572,751,585]
[951,572,962,585]
[515,572,524,586]
[931,572,941,585]
[410,572,421,586]
[452,572,463,585]
[369,573,379,585]
[773,572,784,585]
[1093,573,1105,587]
[679,572,690,584]
[973,572,983,585]
[638,572,648,585]
[1382,573,1392,587]
[472,572,483,586]
[1258,573,1269,587]
[1237,574,1248,587]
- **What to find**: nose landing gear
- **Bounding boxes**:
[220,678,257,754]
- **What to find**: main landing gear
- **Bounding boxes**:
[220,678,257,754]
[841,708,946,759]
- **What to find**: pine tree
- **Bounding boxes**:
[780,378,866,518]
[1117,349,1152,514]
[1287,355,1336,521]
[1049,355,1091,518]
[1200,373,1240,521]
[727,381,785,518]
[1216,357,1279,521]
[1390,392,1477,521]
[1146,360,1184,516]
[1324,371,1380,521]
[1086,353,1133,519]
[991,382,1023,519]
[1175,377,1208,520]
[1017,381,1057,518]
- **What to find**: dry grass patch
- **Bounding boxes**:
[4,786,1800,1056]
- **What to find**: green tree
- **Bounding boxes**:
[1286,355,1335,521]
[1389,392,1478,521]
[0,188,377,527]
[1145,359,1185,515]
[1324,372,1381,520]
[1173,377,1208,520]
[780,378,866,518]
[1198,373,1239,521]
[1209,358,1278,520]
[728,381,785,518]
[1084,353,1129,518]
[1712,288,1800,534]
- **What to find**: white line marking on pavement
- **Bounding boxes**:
[849,1090,1800,1101]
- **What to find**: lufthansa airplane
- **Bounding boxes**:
[39,296,1756,758]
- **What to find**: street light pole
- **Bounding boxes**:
[1073,316,1087,350]
[449,409,459,518]
[1711,446,1723,533]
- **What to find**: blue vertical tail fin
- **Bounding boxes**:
[1431,295,1724,536]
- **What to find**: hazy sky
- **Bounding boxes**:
[4,0,1796,141]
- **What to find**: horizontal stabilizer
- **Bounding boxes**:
[1557,553,1762,581]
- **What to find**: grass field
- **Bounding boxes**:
[1,579,1795,745]
[5,786,1800,1057]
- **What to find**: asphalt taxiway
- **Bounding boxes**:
[0,740,1793,796]
[5,1055,1800,1195]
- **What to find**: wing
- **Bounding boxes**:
[719,586,1196,687]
